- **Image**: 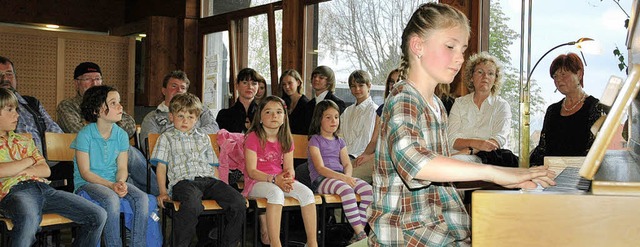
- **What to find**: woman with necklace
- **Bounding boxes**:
[530,53,607,166]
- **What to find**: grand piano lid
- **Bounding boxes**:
[581,7,640,180]
[628,0,640,64]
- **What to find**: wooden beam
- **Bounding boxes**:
[282,0,305,77]
[267,5,279,94]
[228,19,238,105]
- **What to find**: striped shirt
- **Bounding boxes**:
[366,80,470,246]
[150,128,219,195]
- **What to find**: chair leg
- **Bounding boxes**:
[253,207,259,247]
[282,212,289,247]
[120,213,127,246]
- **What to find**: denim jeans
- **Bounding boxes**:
[127,146,159,196]
[172,178,246,247]
[77,182,149,247]
[0,181,107,247]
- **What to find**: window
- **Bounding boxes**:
[313,0,434,105]
[489,0,631,157]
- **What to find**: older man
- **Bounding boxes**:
[56,62,158,195]
[0,56,63,155]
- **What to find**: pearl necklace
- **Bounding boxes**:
[562,92,586,112]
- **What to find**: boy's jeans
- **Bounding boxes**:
[0,181,107,247]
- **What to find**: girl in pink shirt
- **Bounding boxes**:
[244,95,318,247]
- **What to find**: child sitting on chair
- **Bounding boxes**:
[71,85,150,247]
[244,95,318,247]
[307,99,372,243]
[151,93,246,247]
[0,88,107,247]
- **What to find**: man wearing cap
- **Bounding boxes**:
[0,56,63,155]
[56,62,158,195]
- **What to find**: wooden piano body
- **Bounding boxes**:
[471,1,640,246]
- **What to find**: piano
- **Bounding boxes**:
[471,1,640,246]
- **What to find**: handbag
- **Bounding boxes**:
[476,149,519,167]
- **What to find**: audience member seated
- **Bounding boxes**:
[530,52,607,166]
[436,83,455,114]
[302,66,346,133]
[254,76,267,105]
[140,70,219,147]
[151,93,245,247]
[56,62,156,195]
[71,85,151,247]
[0,88,107,247]
[307,100,372,243]
[341,70,378,160]
[353,69,399,183]
[244,96,318,247]
[448,52,513,165]
[0,56,62,157]
[280,69,309,135]
[216,68,261,134]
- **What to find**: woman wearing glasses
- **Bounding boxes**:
[448,52,514,165]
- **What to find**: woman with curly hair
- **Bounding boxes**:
[448,51,513,165]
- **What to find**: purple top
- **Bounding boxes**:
[307,134,346,181]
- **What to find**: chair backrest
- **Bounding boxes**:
[209,134,219,157]
[292,134,308,159]
[44,132,77,162]
[146,133,160,159]
[146,133,219,159]
[17,132,32,139]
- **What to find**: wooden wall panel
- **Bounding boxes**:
[0,31,57,117]
[64,39,133,113]
[440,0,487,97]
[0,25,134,121]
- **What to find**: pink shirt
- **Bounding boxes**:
[242,131,293,196]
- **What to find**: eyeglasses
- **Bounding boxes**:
[473,70,496,78]
[77,77,103,83]
[0,71,15,79]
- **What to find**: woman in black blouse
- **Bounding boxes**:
[530,53,607,166]
[280,69,309,135]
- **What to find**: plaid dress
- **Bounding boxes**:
[367,81,470,246]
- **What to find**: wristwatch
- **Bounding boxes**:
[468,147,473,155]
[271,175,276,184]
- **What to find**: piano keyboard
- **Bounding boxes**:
[544,166,591,193]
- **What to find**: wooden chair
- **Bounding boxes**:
[44,132,128,246]
[0,133,76,247]
[291,134,365,247]
[146,133,236,246]
[245,134,324,247]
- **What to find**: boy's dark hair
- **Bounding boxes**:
[169,93,203,117]
[348,70,372,87]
[308,100,340,138]
[81,85,118,123]
[0,88,18,113]
[311,66,336,92]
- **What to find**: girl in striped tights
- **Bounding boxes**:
[307,100,373,242]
